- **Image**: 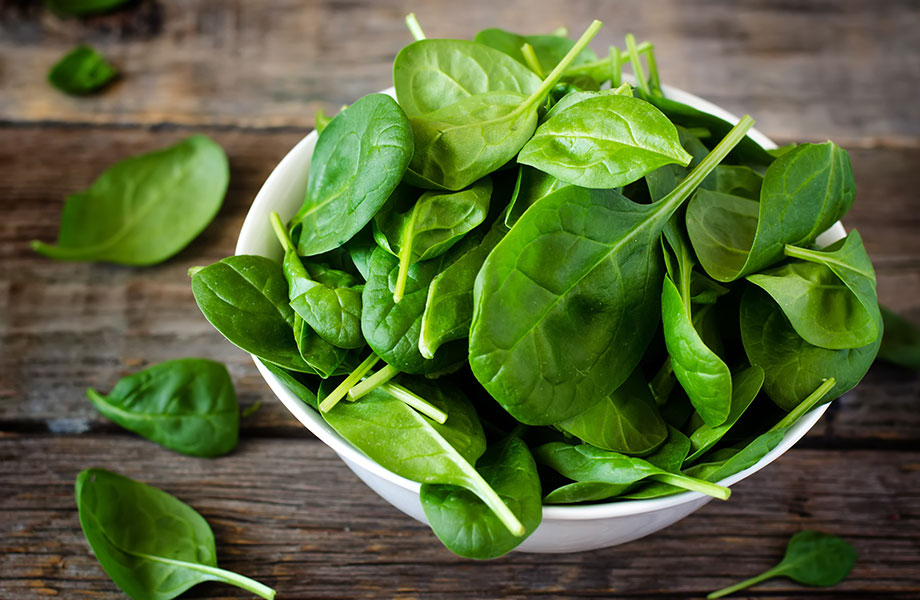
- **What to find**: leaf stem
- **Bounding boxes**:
[561,41,651,77]
[348,364,400,401]
[381,381,448,424]
[132,552,276,599]
[706,567,781,599]
[771,377,837,433]
[187,266,204,277]
[642,42,662,93]
[393,227,414,304]
[625,33,651,96]
[520,43,545,78]
[269,211,295,253]
[525,20,603,107]
[467,466,526,536]
[650,472,731,500]
[319,353,380,413]
[405,13,426,41]
[609,46,621,87]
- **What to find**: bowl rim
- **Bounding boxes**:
[236,82,840,521]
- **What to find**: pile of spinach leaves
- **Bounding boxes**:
[190,17,883,560]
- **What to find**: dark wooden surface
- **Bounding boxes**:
[1,1,918,598]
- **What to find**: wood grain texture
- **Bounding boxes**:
[2,435,918,599]
[0,0,918,143]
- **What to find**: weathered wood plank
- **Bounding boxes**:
[1,435,918,599]
[0,0,918,143]
[1,125,918,442]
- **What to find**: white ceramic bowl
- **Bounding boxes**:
[236,85,846,554]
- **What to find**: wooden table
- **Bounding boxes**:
[2,1,918,598]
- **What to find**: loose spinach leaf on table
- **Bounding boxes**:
[75,469,275,600]
[518,94,692,189]
[48,45,117,95]
[44,0,131,16]
[421,435,542,559]
[686,142,856,282]
[290,93,413,256]
[707,530,857,599]
[32,135,228,265]
[748,231,879,350]
[190,255,316,373]
[469,117,754,425]
[877,305,920,369]
[86,359,238,458]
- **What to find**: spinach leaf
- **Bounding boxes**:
[518,94,692,188]
[504,166,569,228]
[421,436,542,559]
[374,177,492,302]
[346,225,376,281]
[740,286,880,410]
[394,22,601,190]
[86,359,238,458]
[290,93,413,256]
[535,442,730,500]
[748,231,879,349]
[474,28,598,76]
[707,531,857,599]
[701,165,763,199]
[75,469,275,600]
[540,84,633,123]
[419,217,507,359]
[48,45,117,95]
[878,305,920,369]
[361,246,465,373]
[292,315,350,378]
[470,117,754,425]
[557,367,668,455]
[32,135,228,265]
[321,382,525,535]
[44,0,131,16]
[259,360,318,409]
[191,255,315,373]
[686,142,856,282]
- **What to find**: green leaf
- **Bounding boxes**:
[86,359,237,458]
[421,436,542,559]
[31,135,228,265]
[504,166,569,228]
[48,45,117,95]
[291,93,413,256]
[747,231,879,350]
[877,305,920,369]
[292,315,351,378]
[557,367,668,455]
[44,0,131,16]
[740,286,880,411]
[191,255,316,373]
[518,94,692,188]
[259,360,318,409]
[75,469,275,600]
[473,28,598,76]
[686,142,856,282]
[707,530,857,599]
[541,85,633,123]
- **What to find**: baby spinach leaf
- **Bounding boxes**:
[44,0,131,16]
[419,217,507,359]
[32,135,228,265]
[740,286,881,411]
[877,305,920,369]
[259,360,318,409]
[470,117,754,425]
[686,142,856,282]
[557,368,668,455]
[292,315,351,378]
[518,94,692,188]
[86,359,238,458]
[75,469,275,600]
[504,166,569,228]
[48,45,117,95]
[707,530,857,599]
[541,84,633,123]
[291,93,413,256]
[474,28,598,77]
[375,177,492,302]
[748,231,879,350]
[394,22,601,190]
[191,255,315,373]
[535,442,730,500]
[421,436,542,559]
[361,246,465,373]
[321,382,524,536]
[701,165,763,200]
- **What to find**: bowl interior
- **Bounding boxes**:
[236,84,842,520]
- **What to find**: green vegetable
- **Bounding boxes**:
[259,360,318,409]
[291,93,413,256]
[44,0,131,16]
[748,231,879,350]
[518,94,692,189]
[421,435,542,558]
[877,305,920,369]
[48,45,117,95]
[469,116,754,425]
[75,469,275,600]
[474,27,598,76]
[86,359,238,457]
[374,177,492,302]
[504,166,569,228]
[686,142,856,282]
[707,530,857,599]
[32,135,228,265]
[291,314,351,377]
